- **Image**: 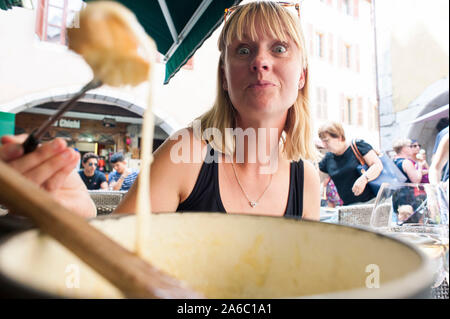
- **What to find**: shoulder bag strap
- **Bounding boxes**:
[350,139,366,166]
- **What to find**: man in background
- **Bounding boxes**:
[108,152,138,191]
[78,152,108,190]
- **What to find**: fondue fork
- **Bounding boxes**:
[0,159,203,299]
[22,79,103,154]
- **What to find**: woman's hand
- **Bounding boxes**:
[352,149,383,196]
[0,135,96,218]
[352,175,368,196]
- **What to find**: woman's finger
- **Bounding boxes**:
[23,148,76,187]
[0,143,23,162]
[43,150,80,192]
[1,134,28,145]
[9,138,67,174]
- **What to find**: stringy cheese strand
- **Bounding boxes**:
[113,9,157,258]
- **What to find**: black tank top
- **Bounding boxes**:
[176,143,304,218]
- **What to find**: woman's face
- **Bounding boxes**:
[402,144,414,157]
[411,142,420,155]
[222,23,304,121]
[320,134,344,154]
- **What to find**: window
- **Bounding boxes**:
[316,87,328,119]
[357,97,363,126]
[34,0,84,45]
[315,33,324,59]
[355,44,360,72]
[353,0,359,18]
[182,57,194,70]
[346,98,353,125]
[343,0,352,16]
[345,44,351,68]
[329,34,334,64]
[368,100,379,131]
[307,23,314,57]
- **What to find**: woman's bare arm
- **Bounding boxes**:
[402,159,422,183]
[302,160,321,221]
[352,150,382,196]
[114,128,205,214]
[429,133,449,185]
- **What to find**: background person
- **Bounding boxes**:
[78,152,108,190]
[108,152,138,191]
[391,138,429,223]
[410,140,429,183]
[392,138,423,184]
[318,121,383,206]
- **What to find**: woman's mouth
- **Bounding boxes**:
[247,80,276,89]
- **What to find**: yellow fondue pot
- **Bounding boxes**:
[0,213,435,298]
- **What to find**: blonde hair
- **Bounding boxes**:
[318,121,346,141]
[393,138,412,154]
[195,1,314,161]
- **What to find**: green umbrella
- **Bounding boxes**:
[0,0,22,10]
[88,0,242,84]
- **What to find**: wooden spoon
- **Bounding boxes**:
[0,160,202,299]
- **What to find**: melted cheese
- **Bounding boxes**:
[68,1,156,258]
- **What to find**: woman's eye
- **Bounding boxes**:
[273,45,287,53]
[237,47,250,55]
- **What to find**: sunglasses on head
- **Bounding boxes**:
[224,1,301,23]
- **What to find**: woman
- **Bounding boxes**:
[410,140,429,183]
[318,121,383,205]
[0,2,320,220]
[391,138,428,223]
[392,138,424,183]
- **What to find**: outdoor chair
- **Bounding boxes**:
[337,203,391,227]
[88,190,127,215]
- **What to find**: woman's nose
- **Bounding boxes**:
[251,51,271,72]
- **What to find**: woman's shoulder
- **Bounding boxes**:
[354,139,373,154]
[156,127,207,156]
[291,159,318,178]
[319,152,334,162]
[303,160,318,177]
[152,127,208,198]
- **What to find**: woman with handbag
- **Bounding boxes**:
[318,121,383,205]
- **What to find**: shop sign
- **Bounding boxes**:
[54,119,81,129]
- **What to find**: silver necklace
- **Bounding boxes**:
[230,161,273,208]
